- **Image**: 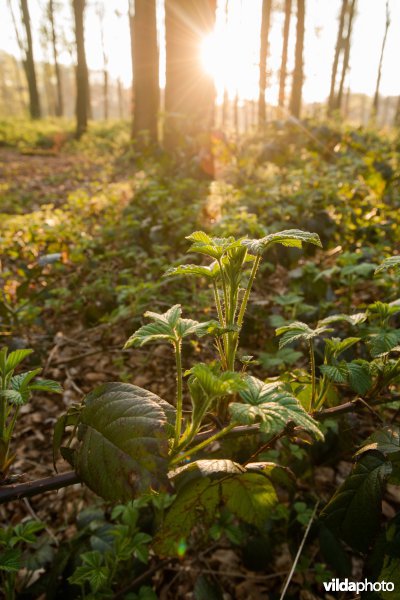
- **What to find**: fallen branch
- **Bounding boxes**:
[0,399,369,504]
[0,471,80,504]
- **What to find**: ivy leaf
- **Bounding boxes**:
[74,383,174,501]
[242,229,322,255]
[321,453,392,551]
[375,256,400,274]
[355,427,400,457]
[276,321,331,348]
[165,262,220,280]
[230,376,323,440]
[368,330,400,357]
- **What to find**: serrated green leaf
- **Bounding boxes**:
[0,389,27,406]
[4,349,33,374]
[231,376,323,440]
[356,427,400,457]
[321,453,392,551]
[346,362,372,395]
[375,256,400,274]
[186,364,246,399]
[29,378,63,394]
[324,337,361,358]
[186,231,213,244]
[369,330,400,357]
[153,477,219,556]
[222,473,277,528]
[318,313,367,327]
[0,548,21,572]
[170,459,245,490]
[319,363,349,384]
[186,232,242,260]
[11,368,41,388]
[242,229,322,255]
[165,262,220,280]
[276,321,330,348]
[145,304,182,327]
[154,469,279,557]
[75,383,174,501]
[341,263,377,278]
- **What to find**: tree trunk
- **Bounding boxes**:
[117,78,124,119]
[20,0,41,119]
[278,0,292,113]
[372,0,390,120]
[132,0,159,144]
[97,3,109,120]
[221,0,229,130]
[258,0,272,128]
[394,96,400,128]
[73,0,88,138]
[164,0,216,151]
[289,0,305,119]
[328,0,348,116]
[335,0,356,112]
[49,0,63,116]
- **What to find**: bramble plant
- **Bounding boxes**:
[55,228,329,554]
[0,347,62,481]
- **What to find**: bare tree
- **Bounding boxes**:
[394,96,400,128]
[328,0,356,116]
[371,0,391,120]
[328,0,348,116]
[164,0,216,151]
[72,0,89,138]
[258,0,272,128]
[278,0,292,113]
[289,0,305,118]
[221,0,229,130]
[48,0,63,116]
[96,2,109,120]
[131,0,159,144]
[335,0,356,112]
[20,0,41,118]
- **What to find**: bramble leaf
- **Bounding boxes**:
[321,453,392,551]
[276,321,331,348]
[375,256,400,274]
[74,383,175,501]
[230,376,323,440]
[356,427,400,457]
[368,330,400,357]
[165,262,220,280]
[242,229,322,255]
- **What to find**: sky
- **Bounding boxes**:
[1,0,399,104]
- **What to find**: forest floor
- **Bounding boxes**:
[1,120,400,599]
